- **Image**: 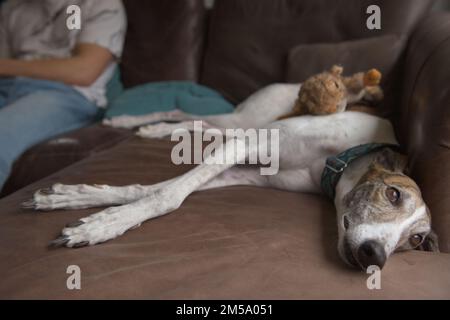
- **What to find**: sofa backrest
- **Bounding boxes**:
[120,0,206,88]
[200,0,435,104]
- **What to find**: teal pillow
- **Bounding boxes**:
[105,67,124,104]
[105,81,234,118]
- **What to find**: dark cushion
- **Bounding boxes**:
[200,0,433,104]
[120,0,207,88]
[285,35,407,117]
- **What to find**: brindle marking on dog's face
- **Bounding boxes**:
[338,153,435,269]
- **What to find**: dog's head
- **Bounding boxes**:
[337,148,439,270]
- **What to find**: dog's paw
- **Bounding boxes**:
[103,110,185,129]
[22,184,121,211]
[49,206,142,248]
[102,115,145,129]
[136,123,180,139]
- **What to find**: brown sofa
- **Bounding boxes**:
[1,0,450,299]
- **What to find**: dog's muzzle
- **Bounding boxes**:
[344,238,387,270]
[356,240,387,270]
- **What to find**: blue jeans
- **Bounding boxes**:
[0,77,98,191]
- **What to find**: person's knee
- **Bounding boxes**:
[13,90,98,130]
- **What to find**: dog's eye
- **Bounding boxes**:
[409,234,423,247]
[385,187,400,203]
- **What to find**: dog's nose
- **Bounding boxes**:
[357,240,386,270]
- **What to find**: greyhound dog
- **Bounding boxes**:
[23,83,439,270]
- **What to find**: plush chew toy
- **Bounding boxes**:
[278,65,383,120]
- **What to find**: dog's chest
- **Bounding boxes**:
[271,112,397,173]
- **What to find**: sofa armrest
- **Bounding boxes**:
[399,13,450,252]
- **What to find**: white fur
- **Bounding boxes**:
[348,205,428,256]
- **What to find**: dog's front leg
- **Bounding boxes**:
[51,183,189,247]
[51,138,252,247]
[22,180,176,211]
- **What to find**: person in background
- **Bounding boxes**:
[0,0,126,191]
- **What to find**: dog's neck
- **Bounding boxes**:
[333,152,380,208]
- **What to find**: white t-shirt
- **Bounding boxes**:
[0,0,127,107]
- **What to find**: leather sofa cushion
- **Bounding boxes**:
[1,125,132,197]
[120,0,206,88]
[201,0,433,104]
[0,137,449,298]
[286,35,406,118]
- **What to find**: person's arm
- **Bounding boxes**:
[0,43,113,86]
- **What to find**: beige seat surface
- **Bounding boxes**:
[0,137,449,299]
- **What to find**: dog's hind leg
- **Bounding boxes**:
[22,132,264,211]
[49,137,262,247]
[102,109,194,129]
[103,83,300,130]
[103,109,244,130]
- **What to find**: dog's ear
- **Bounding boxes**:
[373,148,408,173]
[417,230,440,252]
